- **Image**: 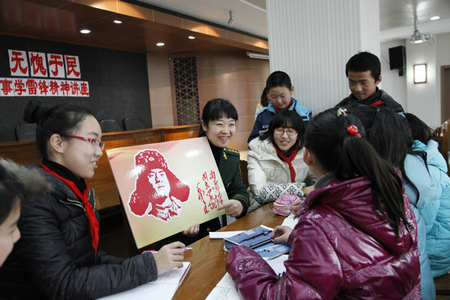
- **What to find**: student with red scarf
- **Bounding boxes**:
[247,110,315,212]
[248,71,312,144]
[0,101,186,300]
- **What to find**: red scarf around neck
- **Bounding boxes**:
[274,99,293,113]
[275,146,298,183]
[41,164,99,253]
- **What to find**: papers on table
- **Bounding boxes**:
[97,262,191,300]
[281,213,299,229]
[209,225,274,240]
[205,255,288,300]
[209,231,244,239]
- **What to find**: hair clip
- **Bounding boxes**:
[347,125,361,137]
[337,107,347,117]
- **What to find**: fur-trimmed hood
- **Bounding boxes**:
[0,158,51,197]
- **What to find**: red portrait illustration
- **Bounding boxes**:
[129,149,190,222]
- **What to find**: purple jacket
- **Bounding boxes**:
[227,176,421,299]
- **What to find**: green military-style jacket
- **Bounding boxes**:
[219,147,250,217]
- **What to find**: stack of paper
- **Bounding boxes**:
[97,262,191,300]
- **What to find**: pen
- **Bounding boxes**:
[183,247,193,252]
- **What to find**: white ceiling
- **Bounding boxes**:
[137,0,450,42]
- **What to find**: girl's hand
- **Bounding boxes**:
[271,226,292,244]
[153,242,185,276]
[183,223,200,237]
[218,200,243,217]
[290,198,304,215]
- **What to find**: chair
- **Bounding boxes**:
[14,123,37,141]
[123,116,145,131]
[239,160,249,189]
[100,119,121,133]
[432,119,450,174]
[434,272,450,296]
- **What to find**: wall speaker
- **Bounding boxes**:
[389,46,405,70]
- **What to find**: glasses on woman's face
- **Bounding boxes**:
[61,134,105,150]
[274,127,298,136]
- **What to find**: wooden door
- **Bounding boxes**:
[441,65,450,122]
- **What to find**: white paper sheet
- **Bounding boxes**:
[205,255,288,300]
[97,262,191,300]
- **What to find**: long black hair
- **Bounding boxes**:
[23,100,95,159]
[260,110,305,150]
[405,112,433,145]
[304,107,408,237]
[198,98,238,137]
[345,104,427,206]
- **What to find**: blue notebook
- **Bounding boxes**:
[224,225,290,259]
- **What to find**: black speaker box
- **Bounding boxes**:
[389,46,405,70]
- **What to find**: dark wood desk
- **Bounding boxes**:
[173,203,284,300]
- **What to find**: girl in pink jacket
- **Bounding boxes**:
[226,107,421,299]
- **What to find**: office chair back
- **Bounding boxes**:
[15,123,37,141]
[123,116,146,131]
[432,119,450,175]
[100,119,122,133]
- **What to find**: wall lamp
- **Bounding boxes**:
[413,64,427,84]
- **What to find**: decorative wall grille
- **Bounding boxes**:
[172,56,200,125]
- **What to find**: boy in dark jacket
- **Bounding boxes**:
[336,51,404,114]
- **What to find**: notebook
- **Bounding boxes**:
[224,225,290,259]
[97,262,191,300]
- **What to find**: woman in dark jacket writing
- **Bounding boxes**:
[226,107,421,299]
[0,101,186,300]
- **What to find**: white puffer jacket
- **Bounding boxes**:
[247,138,315,212]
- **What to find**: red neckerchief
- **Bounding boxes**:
[275,146,298,183]
[274,99,293,113]
[370,100,385,106]
[40,164,99,253]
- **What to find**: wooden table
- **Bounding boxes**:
[173,203,285,300]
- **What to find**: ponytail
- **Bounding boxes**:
[305,108,409,237]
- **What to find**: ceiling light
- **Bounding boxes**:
[430,16,440,21]
[80,29,91,34]
[188,36,195,40]
[114,20,122,24]
[156,42,165,47]
[246,51,269,60]
[409,15,432,44]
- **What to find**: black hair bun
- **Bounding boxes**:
[23,100,49,124]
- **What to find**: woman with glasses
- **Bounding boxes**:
[247,110,315,212]
[0,100,186,300]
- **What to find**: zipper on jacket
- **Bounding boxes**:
[277,275,284,300]
[59,198,85,211]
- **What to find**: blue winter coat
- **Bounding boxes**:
[411,139,450,277]
[404,149,437,299]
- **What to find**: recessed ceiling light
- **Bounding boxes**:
[430,16,440,21]
[114,20,122,24]
[156,42,165,47]
[188,36,195,40]
[80,29,91,34]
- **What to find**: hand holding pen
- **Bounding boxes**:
[152,242,187,276]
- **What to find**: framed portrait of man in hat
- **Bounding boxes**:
[107,137,228,248]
